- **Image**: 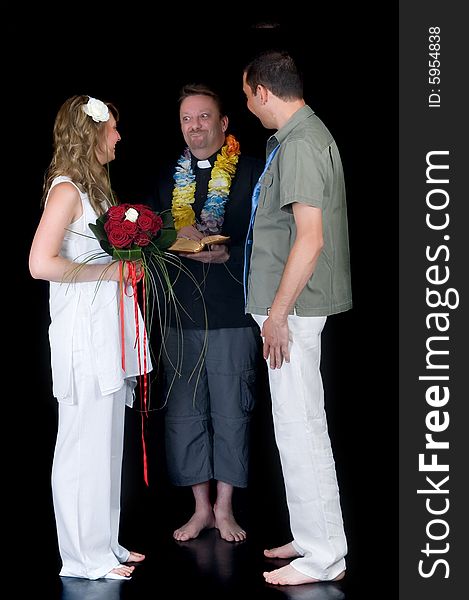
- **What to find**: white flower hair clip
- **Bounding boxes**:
[82,96,110,123]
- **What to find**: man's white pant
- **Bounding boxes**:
[254,314,347,581]
[52,380,130,579]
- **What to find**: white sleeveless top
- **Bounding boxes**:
[47,176,152,404]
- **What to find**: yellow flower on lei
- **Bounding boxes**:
[172,134,240,234]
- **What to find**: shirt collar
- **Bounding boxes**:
[266,105,315,153]
[191,149,220,171]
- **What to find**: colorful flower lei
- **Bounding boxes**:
[171,134,240,234]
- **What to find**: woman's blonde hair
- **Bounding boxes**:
[42,95,119,215]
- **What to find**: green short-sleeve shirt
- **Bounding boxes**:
[246,105,352,316]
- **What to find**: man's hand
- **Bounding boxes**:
[180,244,229,263]
[262,315,290,369]
[177,225,204,241]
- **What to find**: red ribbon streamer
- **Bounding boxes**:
[119,262,125,371]
[119,261,149,486]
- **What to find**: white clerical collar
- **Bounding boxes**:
[197,159,212,169]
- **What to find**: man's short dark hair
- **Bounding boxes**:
[244,51,303,100]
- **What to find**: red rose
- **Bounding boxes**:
[152,215,163,233]
[137,213,155,232]
[122,220,138,235]
[131,205,161,231]
[107,205,127,221]
[134,232,151,246]
[105,221,132,248]
[133,204,151,215]
[138,213,163,234]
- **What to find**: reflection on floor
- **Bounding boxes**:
[58,529,346,600]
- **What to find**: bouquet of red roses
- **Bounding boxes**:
[86,201,177,387]
[89,203,176,261]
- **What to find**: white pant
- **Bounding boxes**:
[52,380,130,579]
[254,314,347,580]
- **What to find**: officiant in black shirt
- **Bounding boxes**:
[148,84,263,543]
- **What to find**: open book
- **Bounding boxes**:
[168,234,230,253]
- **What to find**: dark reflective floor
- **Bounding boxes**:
[55,529,347,600]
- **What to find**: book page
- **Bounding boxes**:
[168,235,230,253]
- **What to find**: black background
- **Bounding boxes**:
[10,7,397,598]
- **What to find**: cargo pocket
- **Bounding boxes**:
[258,171,274,208]
[240,369,257,414]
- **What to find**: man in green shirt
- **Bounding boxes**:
[242,50,352,586]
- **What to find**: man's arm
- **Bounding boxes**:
[262,202,323,369]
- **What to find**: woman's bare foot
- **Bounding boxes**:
[107,564,135,579]
[126,551,145,564]
[264,542,301,559]
[173,509,215,541]
[264,565,345,586]
[213,504,246,542]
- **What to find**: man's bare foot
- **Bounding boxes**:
[264,542,301,559]
[107,564,135,579]
[173,509,215,541]
[126,551,145,564]
[213,505,246,542]
[263,565,345,586]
